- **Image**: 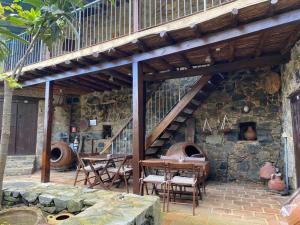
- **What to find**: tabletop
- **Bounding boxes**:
[81,154,128,161]
[141,158,209,167]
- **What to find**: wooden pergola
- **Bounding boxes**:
[16,0,300,194]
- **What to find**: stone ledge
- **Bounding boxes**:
[2,181,160,225]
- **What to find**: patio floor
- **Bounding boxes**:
[4,170,289,225]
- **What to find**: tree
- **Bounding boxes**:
[0,0,85,206]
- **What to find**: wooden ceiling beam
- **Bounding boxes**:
[78,76,113,91]
[228,42,235,62]
[281,25,300,55]
[72,78,107,92]
[58,80,94,93]
[144,54,288,81]
[104,70,132,84]
[190,24,202,38]
[231,8,239,27]
[22,9,300,87]
[86,74,121,89]
[160,31,192,68]
[255,32,269,57]
[132,39,149,52]
[268,0,278,16]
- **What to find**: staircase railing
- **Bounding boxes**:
[102,76,200,154]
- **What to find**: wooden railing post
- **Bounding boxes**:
[132,61,145,194]
[133,0,140,32]
[41,81,54,183]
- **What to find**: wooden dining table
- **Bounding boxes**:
[81,154,126,189]
[141,158,209,174]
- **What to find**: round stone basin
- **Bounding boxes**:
[0,207,46,225]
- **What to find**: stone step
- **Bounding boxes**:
[5,155,35,176]
[5,167,33,176]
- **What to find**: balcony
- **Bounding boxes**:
[3,0,235,72]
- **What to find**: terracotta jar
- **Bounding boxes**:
[244,126,257,140]
[259,162,276,180]
[268,174,285,191]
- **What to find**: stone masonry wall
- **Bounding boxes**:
[165,70,283,182]
[78,88,132,152]
[281,40,300,189]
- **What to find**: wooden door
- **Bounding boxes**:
[15,100,38,155]
[0,98,38,156]
[291,92,300,188]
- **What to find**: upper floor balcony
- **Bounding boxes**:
[3,0,236,72]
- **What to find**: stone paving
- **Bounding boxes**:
[2,181,160,225]
[4,171,289,225]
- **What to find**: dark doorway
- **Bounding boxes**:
[291,92,300,188]
[0,97,38,155]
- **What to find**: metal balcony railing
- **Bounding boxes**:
[3,0,235,72]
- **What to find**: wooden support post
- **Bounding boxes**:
[132,61,145,194]
[133,0,140,32]
[41,81,54,183]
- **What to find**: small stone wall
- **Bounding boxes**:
[2,181,160,225]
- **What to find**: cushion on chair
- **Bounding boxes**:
[84,163,106,172]
[142,175,165,184]
[184,157,206,162]
[170,176,197,185]
[107,167,133,174]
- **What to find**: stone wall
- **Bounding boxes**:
[78,88,132,152]
[165,70,283,182]
[281,40,300,189]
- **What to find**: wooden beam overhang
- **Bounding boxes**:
[22,9,300,87]
[144,54,289,81]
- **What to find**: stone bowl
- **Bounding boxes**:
[0,207,46,225]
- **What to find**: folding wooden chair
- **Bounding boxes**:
[166,162,200,216]
[73,153,107,187]
[106,155,133,193]
[139,160,168,211]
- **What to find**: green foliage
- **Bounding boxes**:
[0,70,22,89]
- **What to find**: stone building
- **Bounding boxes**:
[2,0,300,192]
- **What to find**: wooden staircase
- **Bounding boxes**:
[102,74,225,155]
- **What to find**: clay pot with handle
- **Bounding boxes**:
[268,174,285,191]
[259,162,276,180]
[244,126,257,140]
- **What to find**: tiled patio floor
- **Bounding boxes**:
[4,170,289,225]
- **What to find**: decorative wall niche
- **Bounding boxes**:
[102,125,112,139]
[239,122,257,141]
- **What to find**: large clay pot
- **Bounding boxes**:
[259,162,276,180]
[268,174,285,191]
[281,188,300,225]
[244,126,257,140]
[50,142,75,171]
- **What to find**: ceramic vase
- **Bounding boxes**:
[268,174,285,191]
[259,162,275,180]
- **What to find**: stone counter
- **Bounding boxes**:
[2,181,160,225]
